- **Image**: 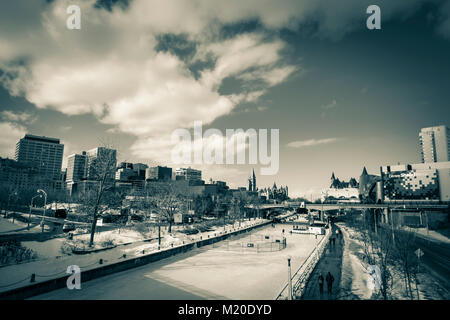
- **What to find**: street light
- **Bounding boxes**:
[6,191,18,219]
[37,189,47,233]
[8,191,19,223]
[28,194,42,230]
[287,256,293,300]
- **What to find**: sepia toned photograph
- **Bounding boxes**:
[0,0,449,306]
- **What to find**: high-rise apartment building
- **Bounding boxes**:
[15,134,64,180]
[85,147,117,179]
[66,152,87,182]
[419,125,450,163]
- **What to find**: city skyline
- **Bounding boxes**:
[1,0,450,198]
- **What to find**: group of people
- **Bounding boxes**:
[329,229,342,247]
[318,228,342,296]
[318,272,334,295]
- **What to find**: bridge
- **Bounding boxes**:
[248,202,448,212]
[304,203,449,211]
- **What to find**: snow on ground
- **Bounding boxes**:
[0,217,28,233]
[73,228,144,245]
[31,223,322,300]
[22,238,66,259]
[337,222,450,300]
[338,223,373,300]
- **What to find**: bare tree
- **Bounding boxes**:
[146,181,187,234]
[359,220,394,300]
[230,191,251,227]
[392,229,420,299]
[76,146,117,247]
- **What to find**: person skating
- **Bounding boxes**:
[326,272,334,294]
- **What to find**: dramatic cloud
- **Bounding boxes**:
[286,138,339,148]
[0,0,449,169]
[0,0,296,164]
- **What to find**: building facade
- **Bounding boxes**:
[66,152,87,182]
[145,166,172,181]
[381,162,450,202]
[419,125,450,163]
[15,134,64,180]
[85,147,117,179]
[175,167,202,182]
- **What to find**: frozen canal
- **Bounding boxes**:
[33,224,323,300]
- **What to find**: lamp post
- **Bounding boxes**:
[28,194,42,230]
[6,191,18,219]
[37,189,47,233]
[9,192,19,223]
[287,257,293,300]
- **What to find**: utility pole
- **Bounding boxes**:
[38,189,47,233]
[158,221,161,250]
[390,207,395,245]
[373,209,378,235]
[28,195,41,230]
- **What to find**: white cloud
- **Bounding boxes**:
[0,0,298,167]
[0,122,26,158]
[0,0,448,172]
[286,138,339,148]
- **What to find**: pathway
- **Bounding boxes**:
[301,225,344,300]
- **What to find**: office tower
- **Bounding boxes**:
[85,147,117,179]
[419,125,450,163]
[175,167,201,181]
[133,163,148,179]
[66,152,87,182]
[146,166,172,181]
[15,134,64,180]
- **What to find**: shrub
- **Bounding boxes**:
[0,240,38,266]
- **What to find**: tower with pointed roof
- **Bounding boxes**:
[252,168,256,192]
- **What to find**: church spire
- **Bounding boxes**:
[252,168,256,192]
[361,167,368,176]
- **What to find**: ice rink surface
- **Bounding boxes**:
[33,224,322,300]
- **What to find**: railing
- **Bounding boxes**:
[275,228,331,300]
[212,235,286,253]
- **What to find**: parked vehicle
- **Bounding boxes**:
[62,223,76,233]
[54,209,67,219]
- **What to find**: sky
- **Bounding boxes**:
[0,0,449,199]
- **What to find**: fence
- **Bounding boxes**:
[275,228,331,300]
[212,233,287,253]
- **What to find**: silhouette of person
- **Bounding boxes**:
[326,272,334,294]
[318,274,324,295]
